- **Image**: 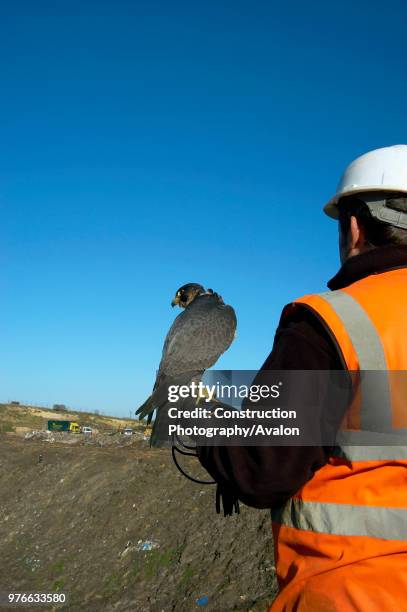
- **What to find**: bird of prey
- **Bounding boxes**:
[136,283,237,446]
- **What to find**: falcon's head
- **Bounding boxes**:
[171,283,205,308]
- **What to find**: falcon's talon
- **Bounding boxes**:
[195,387,217,406]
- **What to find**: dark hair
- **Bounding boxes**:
[338,194,407,247]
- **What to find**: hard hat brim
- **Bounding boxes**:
[323,198,339,219]
[323,185,407,220]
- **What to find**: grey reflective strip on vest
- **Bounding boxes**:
[319,290,393,432]
[332,430,407,460]
[319,290,388,371]
[272,498,407,541]
[332,444,407,461]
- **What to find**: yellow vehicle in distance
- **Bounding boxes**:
[47,420,81,433]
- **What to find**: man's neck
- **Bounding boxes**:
[328,245,407,290]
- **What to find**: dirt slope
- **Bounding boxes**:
[0,435,277,611]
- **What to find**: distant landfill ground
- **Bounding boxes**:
[23,429,151,447]
[0,403,277,611]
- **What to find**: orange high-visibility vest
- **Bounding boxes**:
[269,268,407,612]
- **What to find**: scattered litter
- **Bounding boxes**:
[24,429,146,447]
[119,541,136,559]
[24,557,41,572]
[196,595,209,606]
[136,540,160,551]
[25,430,55,443]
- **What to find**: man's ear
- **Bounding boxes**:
[349,215,364,249]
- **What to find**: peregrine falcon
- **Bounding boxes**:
[136,283,237,445]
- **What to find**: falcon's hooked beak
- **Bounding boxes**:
[171,292,181,307]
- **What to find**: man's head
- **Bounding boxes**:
[324,145,407,264]
[337,193,407,264]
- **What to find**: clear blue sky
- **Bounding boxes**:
[1,1,406,416]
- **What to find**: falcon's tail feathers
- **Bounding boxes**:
[135,395,154,421]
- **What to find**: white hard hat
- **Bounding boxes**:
[324,144,407,220]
